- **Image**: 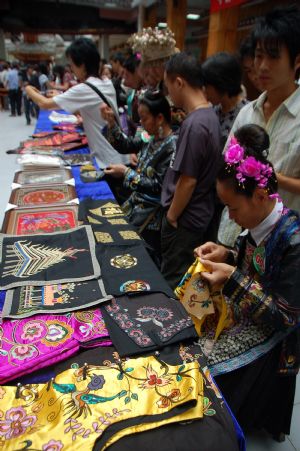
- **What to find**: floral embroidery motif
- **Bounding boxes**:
[106,299,193,347]
[0,406,36,439]
[106,300,153,347]
[156,389,181,408]
[0,356,203,449]
[21,321,47,341]
[42,439,64,450]
[136,306,173,328]
[140,363,172,389]
[41,321,73,346]
[159,319,194,341]
[11,344,38,361]
[0,310,109,384]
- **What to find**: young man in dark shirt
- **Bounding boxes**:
[161,52,222,289]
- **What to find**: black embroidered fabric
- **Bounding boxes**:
[2,279,112,319]
[0,226,100,289]
[96,242,174,297]
[78,198,125,223]
[90,223,142,246]
[101,292,197,356]
[52,346,241,451]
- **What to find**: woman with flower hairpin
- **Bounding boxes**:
[194,124,300,441]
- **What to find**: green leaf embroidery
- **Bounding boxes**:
[117,372,124,380]
[176,375,182,382]
[203,397,216,416]
[178,365,185,372]
[203,397,210,408]
[131,393,138,401]
[125,367,134,373]
[204,408,216,416]
[124,396,131,404]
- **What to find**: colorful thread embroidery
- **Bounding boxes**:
[3,241,86,278]
[120,280,150,293]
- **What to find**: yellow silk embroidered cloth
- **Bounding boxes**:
[0,355,203,450]
[175,258,228,339]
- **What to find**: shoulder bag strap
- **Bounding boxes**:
[84,81,121,127]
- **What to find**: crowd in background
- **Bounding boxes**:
[2,5,300,443]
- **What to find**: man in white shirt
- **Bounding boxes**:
[25,38,128,168]
[228,6,300,213]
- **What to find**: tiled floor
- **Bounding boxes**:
[0,109,299,450]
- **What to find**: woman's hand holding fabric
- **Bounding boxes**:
[199,258,235,288]
[194,242,229,263]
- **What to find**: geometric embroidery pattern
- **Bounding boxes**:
[87,216,102,225]
[3,241,86,278]
[94,232,113,243]
[118,230,141,240]
[89,202,124,218]
[107,218,127,225]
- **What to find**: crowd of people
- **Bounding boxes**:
[0,60,77,123]
[5,4,300,442]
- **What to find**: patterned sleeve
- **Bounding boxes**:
[106,125,144,154]
[123,138,175,195]
[223,244,300,332]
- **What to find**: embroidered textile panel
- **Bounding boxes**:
[9,184,77,207]
[78,198,125,222]
[13,169,72,185]
[0,308,111,384]
[48,346,242,451]
[102,292,197,356]
[91,224,141,246]
[0,226,100,289]
[2,205,79,235]
[2,279,112,319]
[0,355,203,451]
[96,242,174,297]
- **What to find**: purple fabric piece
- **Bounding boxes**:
[0,308,111,384]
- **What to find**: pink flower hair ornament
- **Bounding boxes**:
[224,137,281,201]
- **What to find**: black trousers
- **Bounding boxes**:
[215,342,296,437]
[160,214,204,290]
[23,96,39,124]
[9,89,20,115]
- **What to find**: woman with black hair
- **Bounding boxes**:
[202,52,248,147]
[25,37,128,168]
[194,123,300,440]
[101,90,177,256]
